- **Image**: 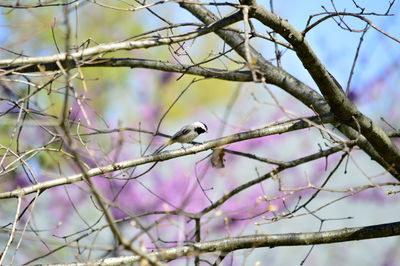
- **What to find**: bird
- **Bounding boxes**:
[154,121,208,154]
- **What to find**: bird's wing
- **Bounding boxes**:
[171,126,191,141]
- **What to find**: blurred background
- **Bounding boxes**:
[0,0,399,265]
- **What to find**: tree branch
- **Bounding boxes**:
[2,58,253,82]
[0,10,243,67]
[247,0,400,178]
[0,114,333,199]
[53,221,400,265]
[180,0,399,178]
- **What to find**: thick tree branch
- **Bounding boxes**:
[3,1,395,178]
[2,58,253,82]
[245,0,400,178]
[180,0,399,178]
[53,221,400,265]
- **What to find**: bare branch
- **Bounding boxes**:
[52,221,400,265]
[0,11,243,67]
[0,114,334,199]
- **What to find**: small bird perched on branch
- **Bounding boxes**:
[154,121,208,154]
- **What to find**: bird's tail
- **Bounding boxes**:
[153,140,172,154]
